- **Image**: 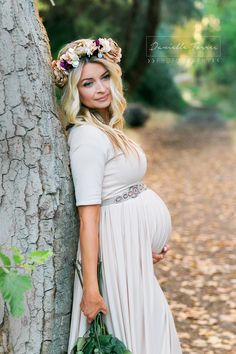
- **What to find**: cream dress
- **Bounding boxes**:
[67,124,182,354]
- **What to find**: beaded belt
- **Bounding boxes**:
[101,182,148,206]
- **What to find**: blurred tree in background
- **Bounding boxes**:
[39,0,162,94]
[162,0,201,24]
[200,0,236,85]
[39,0,236,119]
[173,0,236,119]
[39,0,200,112]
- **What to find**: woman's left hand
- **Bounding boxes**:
[152,244,170,264]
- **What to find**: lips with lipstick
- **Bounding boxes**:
[96,94,110,101]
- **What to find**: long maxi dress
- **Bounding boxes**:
[67,124,182,354]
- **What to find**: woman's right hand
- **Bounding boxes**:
[152,244,170,264]
[80,290,108,324]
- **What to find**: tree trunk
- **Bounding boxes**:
[124,0,162,94]
[0,1,79,353]
[122,0,141,68]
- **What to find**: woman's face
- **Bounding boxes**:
[77,62,112,110]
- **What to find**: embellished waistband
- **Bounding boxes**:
[101,182,148,207]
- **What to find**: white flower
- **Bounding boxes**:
[68,48,75,54]
[99,38,111,52]
[75,47,85,56]
[67,50,79,62]
[85,46,93,56]
[84,39,93,48]
[72,60,80,67]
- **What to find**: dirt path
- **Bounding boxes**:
[130,108,236,353]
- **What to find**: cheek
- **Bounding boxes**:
[105,81,111,91]
[78,88,93,103]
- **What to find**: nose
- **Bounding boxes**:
[95,79,106,93]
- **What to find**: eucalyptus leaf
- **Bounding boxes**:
[76,337,87,350]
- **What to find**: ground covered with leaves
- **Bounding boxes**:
[128,108,236,354]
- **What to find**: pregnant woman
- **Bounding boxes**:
[52,37,182,354]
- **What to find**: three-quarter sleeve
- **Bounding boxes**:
[68,125,109,206]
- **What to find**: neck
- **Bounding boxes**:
[96,108,110,125]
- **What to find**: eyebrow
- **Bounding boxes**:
[81,70,109,82]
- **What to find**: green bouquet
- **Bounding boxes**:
[72,259,132,354]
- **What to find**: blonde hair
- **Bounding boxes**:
[57,42,140,158]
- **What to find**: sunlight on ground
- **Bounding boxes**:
[125,110,181,144]
[182,90,202,107]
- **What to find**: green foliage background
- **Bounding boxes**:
[39,0,236,118]
[39,0,198,111]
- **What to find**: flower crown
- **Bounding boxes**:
[52,37,122,88]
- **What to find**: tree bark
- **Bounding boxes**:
[0,1,79,353]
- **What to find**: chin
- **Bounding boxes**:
[96,102,111,108]
[95,99,112,109]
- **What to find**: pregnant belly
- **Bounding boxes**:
[142,189,172,254]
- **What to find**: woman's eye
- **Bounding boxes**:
[83,82,93,87]
[83,74,109,87]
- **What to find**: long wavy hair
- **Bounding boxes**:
[57,43,140,158]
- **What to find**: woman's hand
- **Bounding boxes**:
[80,290,108,324]
[152,244,170,264]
